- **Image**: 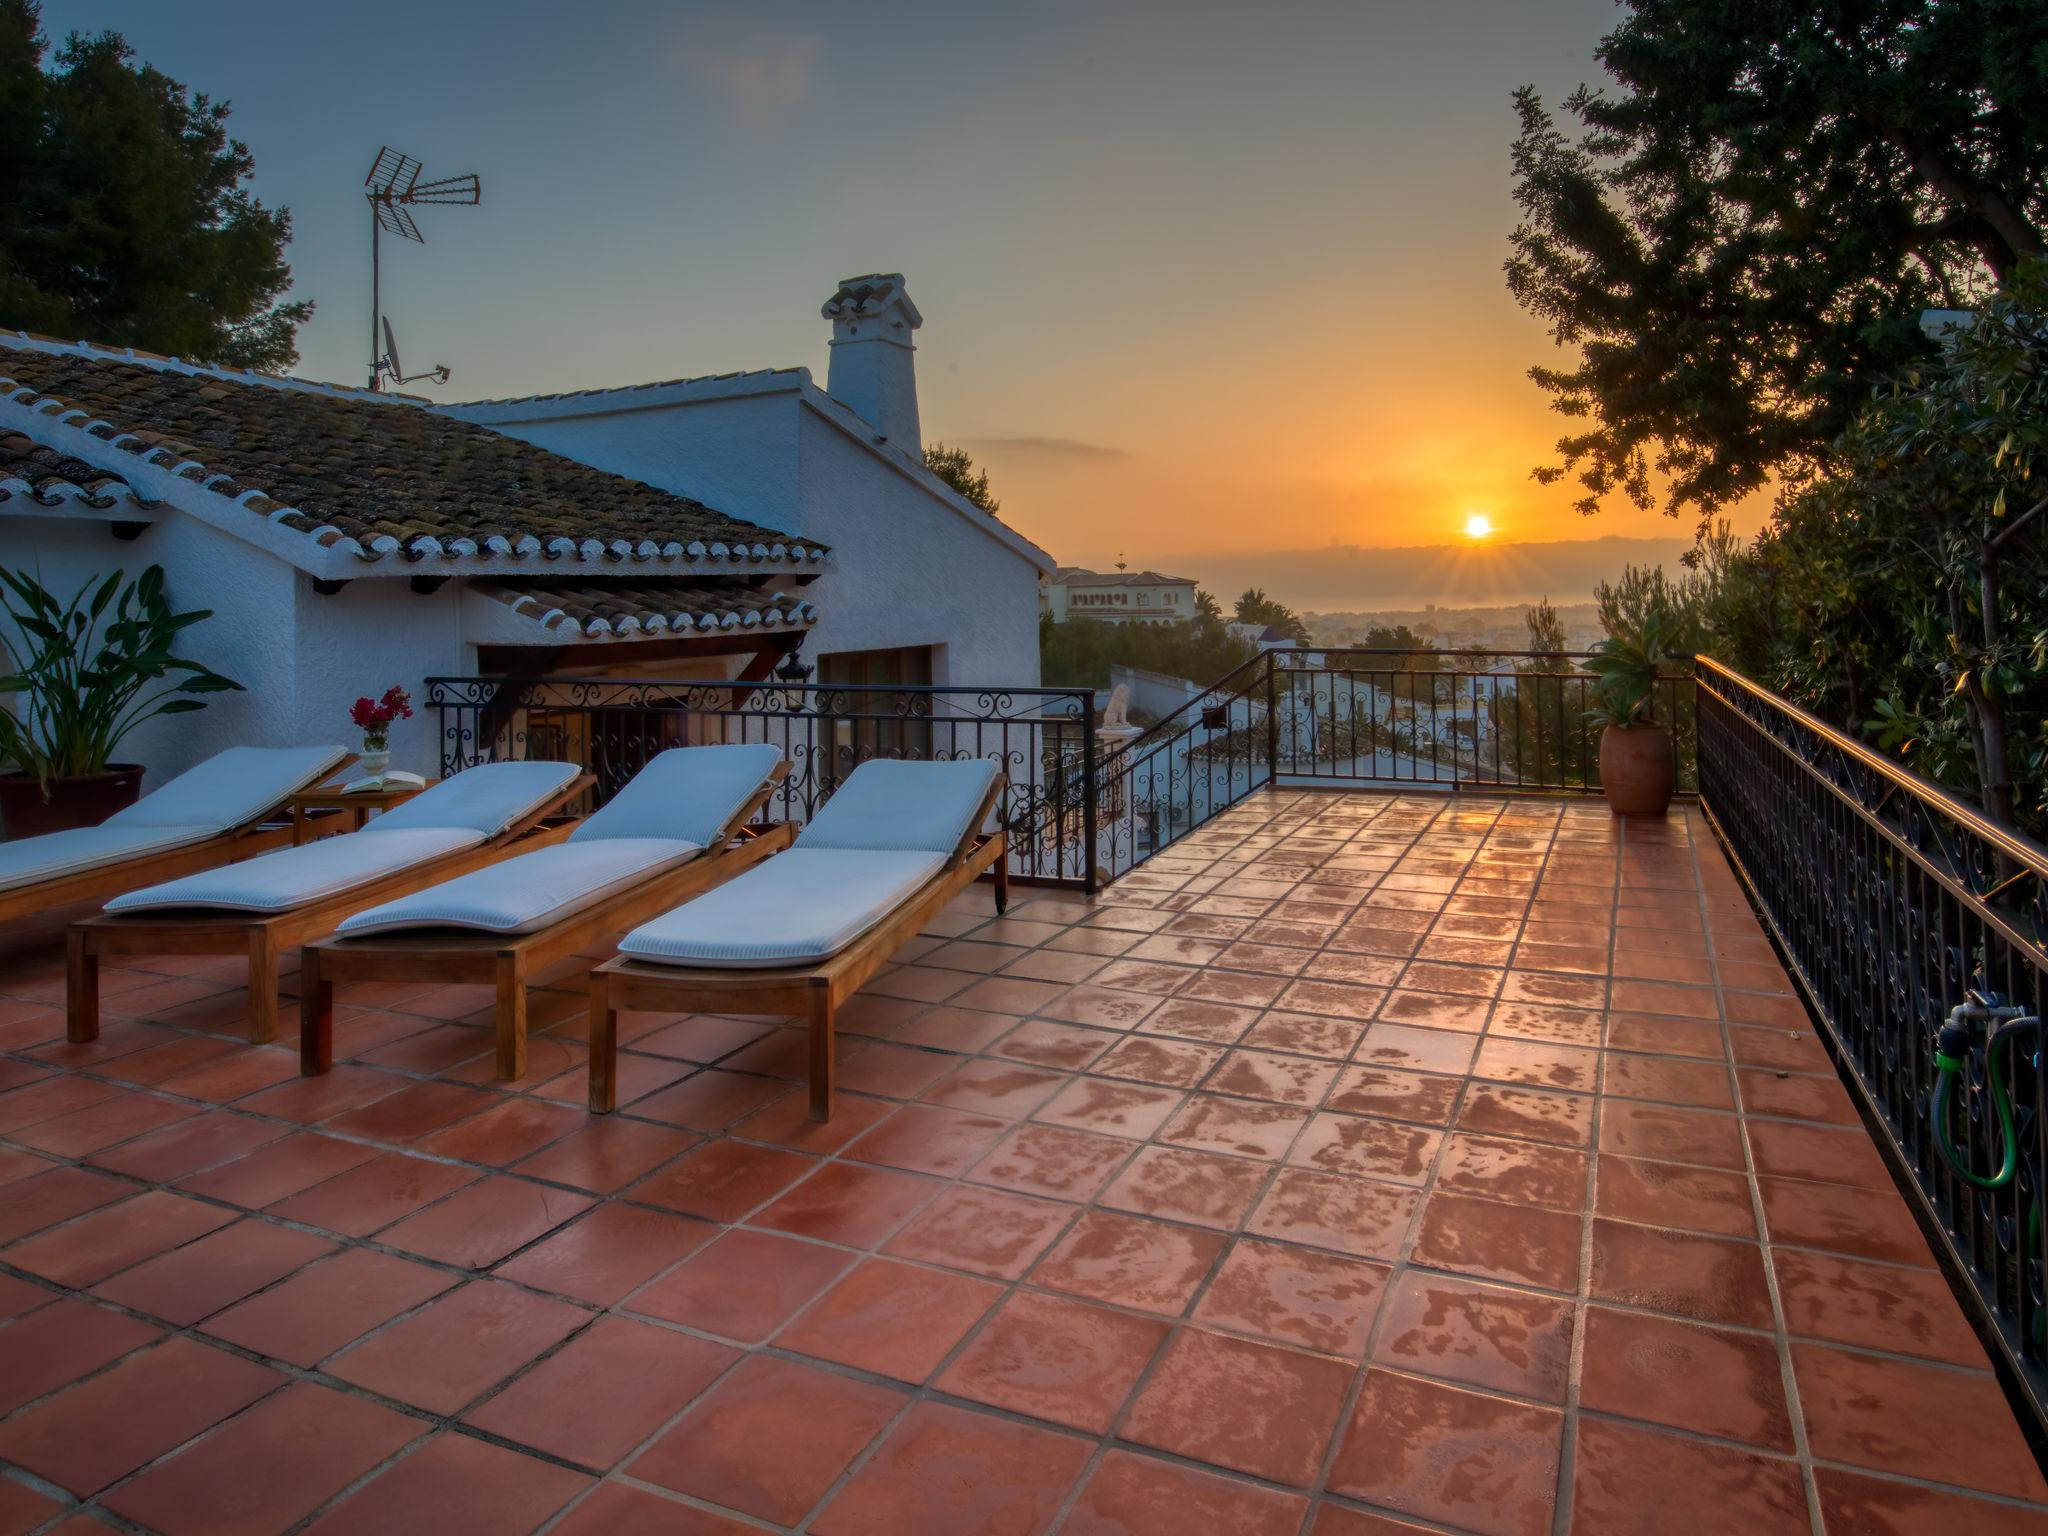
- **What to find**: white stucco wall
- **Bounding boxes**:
[3,511,483,790]
[447,383,1046,693]
[449,380,808,536]
[4,512,303,786]
[791,409,1039,689]
[292,574,470,778]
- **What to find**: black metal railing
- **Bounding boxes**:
[1094,653,1275,879]
[1078,647,1694,881]
[426,676,1100,889]
[1273,648,1694,792]
[1696,654,2048,1421]
[427,649,1698,891]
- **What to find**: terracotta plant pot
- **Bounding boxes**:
[1598,724,1673,818]
[0,765,146,839]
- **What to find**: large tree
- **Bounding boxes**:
[1233,589,1311,646]
[0,1,311,370]
[1768,267,2048,828]
[1507,0,2048,522]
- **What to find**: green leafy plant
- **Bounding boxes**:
[1584,606,1679,728]
[0,565,242,792]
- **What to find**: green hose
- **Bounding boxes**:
[1933,1026,2022,1190]
[1932,1011,2046,1341]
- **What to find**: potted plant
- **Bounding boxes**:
[0,565,242,837]
[348,686,413,780]
[1584,607,1679,817]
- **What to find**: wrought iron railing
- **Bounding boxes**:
[427,649,1698,891]
[1695,654,2048,1420]
[1080,647,1694,881]
[426,676,1099,889]
[1273,648,1694,792]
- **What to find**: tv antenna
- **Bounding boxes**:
[364,146,480,391]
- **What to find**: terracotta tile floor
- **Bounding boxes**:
[3,790,2047,1534]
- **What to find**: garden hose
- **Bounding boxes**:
[1925,999,2039,1343]
[1932,998,2047,1340]
[1931,998,2039,1191]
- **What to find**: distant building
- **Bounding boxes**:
[1042,566,1199,626]
[1227,621,1299,653]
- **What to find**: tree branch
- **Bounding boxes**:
[1884,126,2046,279]
[1989,493,2048,553]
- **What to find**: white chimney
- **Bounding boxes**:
[821,273,923,452]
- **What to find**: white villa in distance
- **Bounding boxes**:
[1042,565,1200,626]
[0,274,1052,782]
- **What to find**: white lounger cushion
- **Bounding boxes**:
[0,744,350,895]
[337,837,700,936]
[618,848,945,967]
[0,824,218,894]
[107,745,349,834]
[573,743,781,846]
[795,759,1000,853]
[100,760,581,916]
[105,827,482,914]
[369,760,582,837]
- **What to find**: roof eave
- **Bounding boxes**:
[0,375,830,581]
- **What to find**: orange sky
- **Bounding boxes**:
[46,0,1773,578]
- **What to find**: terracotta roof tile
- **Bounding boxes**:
[475,578,820,638]
[0,427,151,513]
[0,343,826,569]
[1055,567,1197,589]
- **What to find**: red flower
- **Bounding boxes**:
[349,685,413,732]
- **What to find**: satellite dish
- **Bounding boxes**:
[373,315,452,389]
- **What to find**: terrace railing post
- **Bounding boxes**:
[1082,696,1099,895]
[1263,653,1279,786]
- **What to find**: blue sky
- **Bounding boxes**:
[38,0,1712,582]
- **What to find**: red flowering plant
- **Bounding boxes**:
[348,685,413,752]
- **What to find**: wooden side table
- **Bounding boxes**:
[287,778,438,845]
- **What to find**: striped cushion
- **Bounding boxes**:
[104,827,481,914]
[108,745,348,834]
[572,743,781,847]
[338,837,700,936]
[617,848,944,967]
[0,825,216,895]
[796,759,998,853]
[370,760,581,837]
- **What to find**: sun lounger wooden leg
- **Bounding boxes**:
[495,955,528,1083]
[588,972,617,1114]
[993,852,1010,915]
[299,949,334,1075]
[247,933,278,1044]
[66,930,99,1044]
[808,986,836,1122]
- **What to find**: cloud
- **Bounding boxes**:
[961,436,1129,460]
[675,13,822,117]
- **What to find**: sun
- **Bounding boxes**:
[1464,513,1493,539]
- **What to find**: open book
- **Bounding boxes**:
[340,769,427,795]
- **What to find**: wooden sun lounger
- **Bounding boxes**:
[297,763,795,1082]
[585,774,1009,1120]
[0,757,358,927]
[65,773,594,1047]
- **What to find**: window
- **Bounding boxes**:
[818,645,934,767]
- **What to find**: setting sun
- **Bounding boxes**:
[1464,513,1493,539]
